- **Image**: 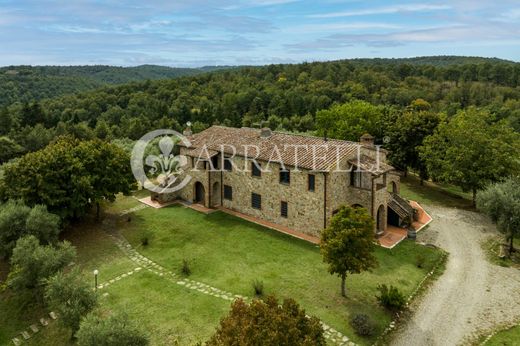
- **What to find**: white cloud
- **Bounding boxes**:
[308,4,451,18]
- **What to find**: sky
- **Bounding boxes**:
[0,0,519,67]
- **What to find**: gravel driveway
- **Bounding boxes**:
[390,205,520,346]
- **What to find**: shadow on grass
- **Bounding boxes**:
[399,175,474,209]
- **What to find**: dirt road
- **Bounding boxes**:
[390,205,520,346]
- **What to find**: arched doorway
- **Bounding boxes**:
[194,182,205,204]
[211,181,221,207]
[391,181,398,193]
[376,204,386,233]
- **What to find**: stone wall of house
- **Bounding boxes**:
[154,145,395,237]
[221,156,325,237]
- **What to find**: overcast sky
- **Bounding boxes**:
[0,0,519,67]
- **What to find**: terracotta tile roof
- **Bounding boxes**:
[182,126,384,171]
[349,155,394,175]
[185,147,219,159]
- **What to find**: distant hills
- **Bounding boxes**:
[0,56,516,107]
[0,64,231,107]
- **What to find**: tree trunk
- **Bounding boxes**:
[403,169,408,178]
[420,178,424,186]
[96,202,100,221]
[472,188,477,208]
[510,229,515,255]
[341,274,346,297]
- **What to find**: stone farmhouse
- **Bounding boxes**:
[152,125,415,238]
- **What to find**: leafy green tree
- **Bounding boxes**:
[477,178,520,255]
[76,313,149,346]
[0,136,24,163]
[2,137,135,220]
[0,201,61,258]
[45,268,97,337]
[316,100,385,141]
[25,204,61,244]
[384,102,442,181]
[0,200,31,258]
[207,296,325,346]
[6,236,75,296]
[320,205,378,297]
[419,108,520,206]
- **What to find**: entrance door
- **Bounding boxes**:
[194,182,205,204]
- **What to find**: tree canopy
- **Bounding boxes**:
[419,108,520,205]
[207,296,325,346]
[1,137,135,220]
[320,205,378,297]
[477,177,520,254]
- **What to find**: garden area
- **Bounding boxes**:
[1,190,445,345]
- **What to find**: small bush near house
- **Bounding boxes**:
[76,312,149,346]
[376,284,406,311]
[416,253,425,268]
[140,233,149,247]
[252,279,264,296]
[181,259,191,276]
[350,313,375,336]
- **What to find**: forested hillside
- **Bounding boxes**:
[0,65,229,106]
[0,56,519,160]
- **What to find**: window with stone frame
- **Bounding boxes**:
[308,174,315,191]
[280,201,288,218]
[251,192,261,209]
[351,166,362,188]
[224,185,233,200]
[279,168,290,184]
[251,161,261,177]
[223,156,232,171]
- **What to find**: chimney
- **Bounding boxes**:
[360,133,374,146]
[183,122,193,137]
[260,127,272,138]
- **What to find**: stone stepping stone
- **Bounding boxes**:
[49,311,58,320]
[21,331,30,340]
[30,324,39,333]
[39,318,49,326]
[11,337,21,346]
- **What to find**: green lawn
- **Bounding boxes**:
[101,271,230,345]
[485,325,520,346]
[0,192,444,345]
[120,202,444,345]
[0,220,136,346]
[399,174,473,209]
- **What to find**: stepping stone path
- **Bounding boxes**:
[119,204,148,216]
[103,227,353,345]
[11,314,57,345]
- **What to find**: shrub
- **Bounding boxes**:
[207,296,325,346]
[350,313,375,336]
[376,284,406,311]
[140,233,149,246]
[77,312,149,346]
[252,279,264,296]
[416,253,425,268]
[7,236,75,297]
[181,259,191,276]
[45,268,98,336]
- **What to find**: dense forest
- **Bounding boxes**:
[0,56,519,159]
[0,64,230,107]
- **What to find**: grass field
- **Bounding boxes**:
[117,196,443,345]
[484,325,520,346]
[399,175,473,209]
[1,191,444,345]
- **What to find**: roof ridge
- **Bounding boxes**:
[208,125,359,145]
